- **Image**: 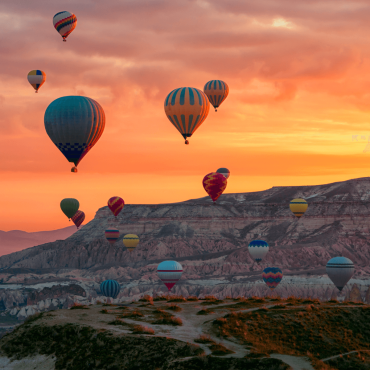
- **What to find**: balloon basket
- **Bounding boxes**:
[185,140,189,145]
[35,91,38,93]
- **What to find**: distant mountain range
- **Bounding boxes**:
[0,226,76,257]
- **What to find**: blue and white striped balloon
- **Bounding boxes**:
[326,257,354,292]
[157,261,183,291]
[100,280,120,299]
[248,240,269,264]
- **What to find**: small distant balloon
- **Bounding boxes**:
[203,80,229,112]
[105,229,119,245]
[71,210,85,229]
[164,87,210,144]
[157,261,183,291]
[203,172,227,203]
[60,198,79,220]
[53,11,77,42]
[289,198,308,218]
[108,197,124,217]
[248,240,269,264]
[122,234,139,252]
[216,168,230,179]
[27,70,46,93]
[262,267,283,290]
[326,257,354,292]
[100,280,120,299]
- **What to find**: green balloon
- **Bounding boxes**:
[60,198,79,220]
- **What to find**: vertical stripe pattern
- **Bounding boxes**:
[100,280,121,299]
[53,11,77,41]
[203,80,229,111]
[164,87,210,142]
[44,96,105,167]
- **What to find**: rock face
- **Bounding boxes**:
[0,177,370,306]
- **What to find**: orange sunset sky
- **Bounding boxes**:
[1,0,370,231]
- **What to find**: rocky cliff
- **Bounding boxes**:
[1,177,370,315]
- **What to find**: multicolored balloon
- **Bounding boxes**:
[289,198,308,218]
[164,87,210,144]
[60,198,79,220]
[105,229,119,245]
[44,96,105,172]
[122,234,139,252]
[248,240,269,264]
[203,80,229,112]
[100,280,120,299]
[53,11,77,42]
[216,168,230,179]
[326,257,355,292]
[71,210,85,229]
[27,70,46,93]
[157,261,183,291]
[262,267,283,290]
[108,197,124,217]
[202,172,227,203]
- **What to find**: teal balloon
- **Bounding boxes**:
[44,96,105,167]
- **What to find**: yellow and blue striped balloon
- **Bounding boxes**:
[203,80,229,112]
[289,198,308,218]
[164,87,210,144]
[27,70,46,93]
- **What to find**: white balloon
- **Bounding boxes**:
[248,240,269,264]
[326,256,354,291]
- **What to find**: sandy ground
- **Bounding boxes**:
[0,300,317,370]
[0,355,55,370]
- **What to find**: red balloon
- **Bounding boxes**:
[202,172,227,202]
[71,210,85,229]
[108,197,124,217]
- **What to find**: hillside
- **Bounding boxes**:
[1,296,369,369]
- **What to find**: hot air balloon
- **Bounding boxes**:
[203,80,229,112]
[123,234,139,252]
[60,198,79,220]
[44,96,105,172]
[108,197,124,217]
[27,70,46,93]
[289,198,308,218]
[53,11,77,42]
[71,210,85,229]
[100,280,120,299]
[326,257,354,292]
[105,229,119,245]
[157,261,183,291]
[203,172,227,203]
[164,87,210,144]
[262,267,283,290]
[248,240,269,264]
[216,168,230,179]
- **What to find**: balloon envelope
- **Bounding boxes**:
[203,172,227,202]
[100,280,120,299]
[71,210,85,228]
[105,229,119,245]
[248,240,269,264]
[262,267,283,290]
[53,11,77,41]
[108,197,124,217]
[60,198,79,220]
[216,168,230,179]
[123,234,139,252]
[44,96,105,169]
[164,87,210,143]
[157,261,183,291]
[203,80,229,111]
[326,256,354,292]
[27,70,46,93]
[289,198,308,218]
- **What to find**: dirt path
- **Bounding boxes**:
[270,354,314,370]
[321,349,370,362]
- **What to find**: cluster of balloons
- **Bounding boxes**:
[60,198,85,229]
[164,81,229,145]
